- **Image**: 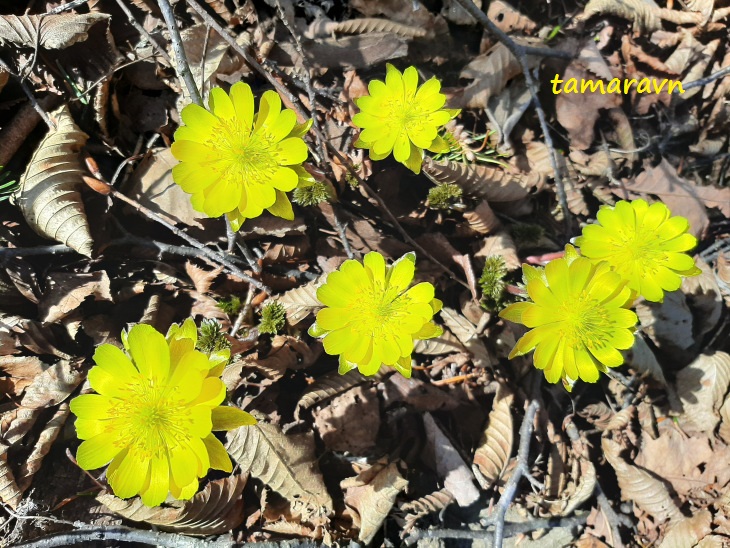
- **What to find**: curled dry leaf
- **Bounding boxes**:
[719,395,730,445]
[682,258,723,343]
[463,200,501,235]
[307,17,426,39]
[413,328,465,355]
[602,437,682,523]
[676,351,730,434]
[398,488,454,535]
[38,271,113,324]
[438,307,493,368]
[658,509,712,548]
[0,445,21,508]
[383,374,461,412]
[16,105,94,257]
[97,474,247,534]
[635,291,694,358]
[342,461,408,544]
[226,420,333,522]
[422,157,532,203]
[275,275,325,325]
[0,13,109,49]
[473,387,513,489]
[16,403,69,493]
[579,0,662,31]
[623,333,668,386]
[0,355,45,396]
[313,385,380,453]
[296,368,387,421]
[486,0,537,33]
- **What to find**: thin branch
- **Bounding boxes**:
[0,502,78,528]
[683,64,730,90]
[230,284,256,336]
[156,0,203,106]
[0,57,55,130]
[46,0,92,14]
[332,205,354,259]
[11,524,320,548]
[451,0,572,231]
[115,0,173,65]
[0,245,74,261]
[485,399,540,547]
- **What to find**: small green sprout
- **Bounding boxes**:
[218,295,243,316]
[196,319,231,355]
[479,256,508,312]
[0,166,17,202]
[427,183,463,210]
[292,181,332,206]
[259,302,287,335]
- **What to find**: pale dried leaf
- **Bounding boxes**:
[226,421,333,522]
[17,360,82,411]
[623,334,667,386]
[635,291,694,356]
[97,474,247,534]
[252,335,321,380]
[16,105,93,256]
[580,0,662,31]
[296,369,387,420]
[676,351,730,434]
[658,509,712,548]
[313,385,380,453]
[602,437,681,522]
[38,271,112,323]
[423,157,532,203]
[308,17,426,38]
[275,276,325,325]
[0,445,21,508]
[696,536,728,548]
[342,462,408,544]
[413,329,465,355]
[17,404,69,493]
[473,232,521,271]
[0,13,109,49]
[398,489,454,534]
[463,200,501,235]
[383,374,461,412]
[0,356,45,396]
[441,0,481,25]
[439,307,492,368]
[456,41,540,109]
[486,0,536,33]
[473,388,513,489]
[185,262,223,295]
[719,395,730,444]
[423,412,480,507]
[174,24,230,109]
[682,258,723,342]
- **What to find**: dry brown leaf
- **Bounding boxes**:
[313,385,380,453]
[463,200,501,235]
[602,437,682,523]
[423,157,532,203]
[635,291,694,358]
[254,335,321,379]
[350,0,437,27]
[486,0,537,33]
[658,509,712,547]
[15,105,93,257]
[184,262,223,295]
[676,351,730,434]
[97,474,247,534]
[13,360,82,414]
[556,41,622,150]
[441,0,481,25]
[623,334,668,386]
[413,329,466,355]
[16,403,69,493]
[275,276,325,325]
[682,258,723,343]
[383,374,461,412]
[0,445,21,508]
[423,412,480,507]
[173,24,230,109]
[439,307,493,368]
[226,420,333,522]
[696,536,728,547]
[398,489,454,535]
[456,41,540,109]
[342,461,408,544]
[580,0,662,31]
[296,368,387,420]
[38,271,112,324]
[0,356,45,396]
[473,387,513,489]
[626,159,724,238]
[0,13,109,49]
[719,395,730,444]
[307,17,426,38]
[473,232,521,271]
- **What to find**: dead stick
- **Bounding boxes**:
[0,57,55,130]
[156,0,203,106]
[116,0,173,65]
[451,0,572,231]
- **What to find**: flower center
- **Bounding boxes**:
[206,119,278,186]
[555,293,612,349]
[110,381,193,459]
[608,228,665,276]
[349,282,411,337]
[381,92,429,137]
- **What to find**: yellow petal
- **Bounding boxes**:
[70,394,113,420]
[126,324,170,381]
[393,132,410,163]
[140,455,169,507]
[108,449,149,499]
[203,433,233,471]
[323,327,355,355]
[269,167,298,191]
[363,251,386,284]
[499,302,532,324]
[317,307,350,330]
[392,355,412,378]
[171,162,220,194]
[255,90,282,132]
[180,103,219,132]
[229,82,254,129]
[575,346,599,382]
[74,417,107,440]
[202,176,243,218]
[88,366,129,398]
[588,343,624,367]
[76,432,124,470]
[387,254,416,294]
[209,87,236,120]
[170,445,198,489]
[275,137,308,165]
[211,406,257,430]
[189,377,225,408]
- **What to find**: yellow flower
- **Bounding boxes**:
[69,320,256,507]
[499,246,638,390]
[171,82,313,231]
[574,199,701,302]
[308,251,442,378]
[352,64,458,174]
